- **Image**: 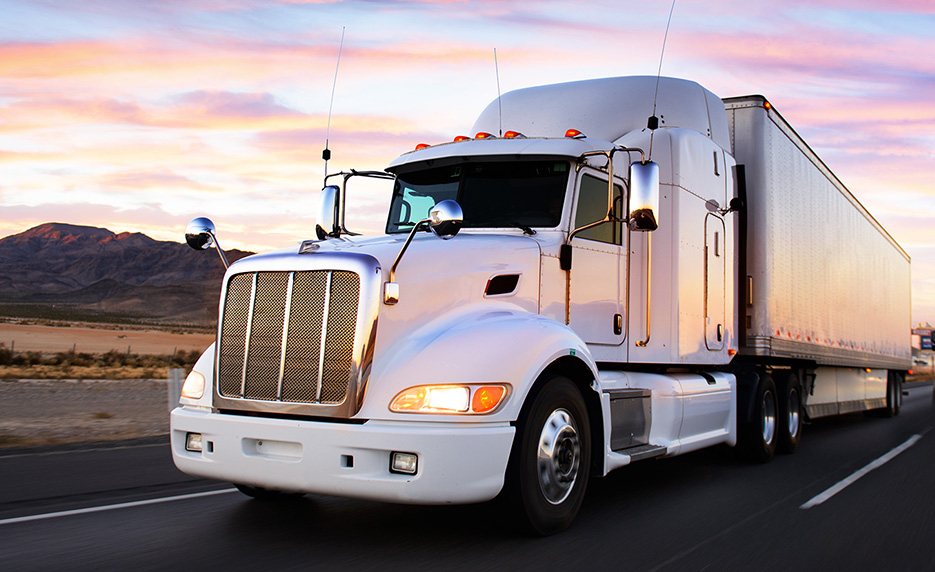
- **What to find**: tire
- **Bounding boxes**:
[743,374,778,463]
[507,376,591,536]
[883,371,901,418]
[235,483,286,500]
[777,372,803,454]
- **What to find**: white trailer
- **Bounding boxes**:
[727,97,911,422]
[172,76,911,535]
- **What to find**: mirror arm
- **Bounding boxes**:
[210,231,230,269]
[389,218,430,284]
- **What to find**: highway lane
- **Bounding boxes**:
[1,384,933,571]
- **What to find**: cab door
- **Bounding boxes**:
[567,170,627,346]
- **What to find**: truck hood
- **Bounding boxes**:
[224,231,543,368]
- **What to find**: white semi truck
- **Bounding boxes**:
[172,76,911,534]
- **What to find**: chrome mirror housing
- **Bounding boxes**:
[185,217,217,250]
[428,199,463,240]
[628,161,660,232]
[184,217,229,268]
[316,185,340,239]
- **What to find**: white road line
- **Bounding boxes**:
[0,488,237,526]
[800,434,922,510]
[0,442,166,460]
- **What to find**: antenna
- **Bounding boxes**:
[494,48,503,137]
[323,27,345,179]
[648,0,676,160]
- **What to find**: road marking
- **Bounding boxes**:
[0,488,236,526]
[0,442,166,460]
[800,434,922,509]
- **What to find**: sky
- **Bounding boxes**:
[0,0,933,323]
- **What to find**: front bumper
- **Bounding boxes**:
[171,407,515,504]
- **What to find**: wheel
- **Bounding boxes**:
[777,372,803,454]
[507,376,591,535]
[743,374,778,463]
[883,371,901,417]
[235,483,285,500]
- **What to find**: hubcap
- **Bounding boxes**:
[788,388,800,439]
[762,390,777,446]
[536,408,580,505]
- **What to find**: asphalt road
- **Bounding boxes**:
[2,384,933,572]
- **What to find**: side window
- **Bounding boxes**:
[573,174,624,245]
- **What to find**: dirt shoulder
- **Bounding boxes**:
[0,378,170,447]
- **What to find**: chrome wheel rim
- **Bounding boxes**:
[762,390,777,446]
[787,388,800,439]
[536,408,580,505]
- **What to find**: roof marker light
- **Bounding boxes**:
[503,130,524,139]
[764,101,772,110]
[474,132,494,139]
[414,143,430,151]
[565,129,586,138]
[453,135,471,142]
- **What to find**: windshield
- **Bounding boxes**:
[386,160,569,233]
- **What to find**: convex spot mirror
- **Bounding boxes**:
[428,199,463,239]
[316,185,340,239]
[628,161,659,232]
[185,217,217,250]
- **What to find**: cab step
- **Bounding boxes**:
[615,444,667,461]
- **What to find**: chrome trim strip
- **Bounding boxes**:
[240,273,258,398]
[276,272,295,401]
[316,271,333,403]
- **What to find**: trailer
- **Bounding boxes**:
[172,76,911,534]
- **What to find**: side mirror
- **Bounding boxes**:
[428,199,463,240]
[316,185,340,239]
[628,161,659,232]
[185,217,229,268]
[185,217,216,250]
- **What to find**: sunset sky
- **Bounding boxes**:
[1,0,933,323]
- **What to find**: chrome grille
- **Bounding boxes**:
[218,270,360,405]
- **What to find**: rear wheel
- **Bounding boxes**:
[883,371,902,417]
[777,372,803,454]
[743,374,778,463]
[507,376,591,536]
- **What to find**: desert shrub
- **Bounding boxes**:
[0,343,11,366]
[12,351,42,366]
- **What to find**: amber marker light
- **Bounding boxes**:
[565,128,585,138]
[764,101,772,110]
[474,132,494,139]
[503,130,524,139]
[472,386,506,413]
[414,143,430,150]
[453,135,471,142]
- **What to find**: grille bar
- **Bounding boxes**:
[316,272,332,403]
[218,270,360,407]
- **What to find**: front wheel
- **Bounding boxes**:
[507,376,591,536]
[235,483,294,500]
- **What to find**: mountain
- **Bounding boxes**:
[0,223,253,325]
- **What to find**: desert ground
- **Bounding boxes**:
[0,321,214,355]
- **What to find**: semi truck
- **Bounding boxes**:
[172,76,911,534]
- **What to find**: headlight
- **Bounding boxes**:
[390,384,508,414]
[181,371,206,399]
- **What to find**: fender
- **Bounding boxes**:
[359,302,600,423]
